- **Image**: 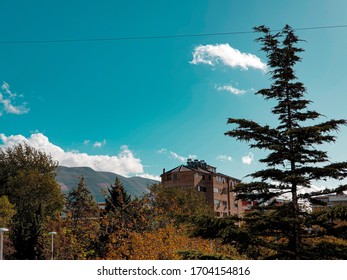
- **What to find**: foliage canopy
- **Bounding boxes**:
[0,143,64,259]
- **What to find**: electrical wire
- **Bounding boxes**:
[0,24,346,44]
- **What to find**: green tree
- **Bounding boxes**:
[64,176,99,259]
[224,25,347,259]
[0,195,16,259]
[0,143,64,259]
[105,177,131,213]
[146,183,214,224]
[99,183,226,260]
[0,195,16,227]
[66,176,99,228]
[97,178,135,259]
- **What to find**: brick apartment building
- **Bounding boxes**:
[161,159,243,217]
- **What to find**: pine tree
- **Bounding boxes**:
[104,177,131,213]
[96,178,133,258]
[65,176,99,259]
[224,25,347,259]
[66,176,99,229]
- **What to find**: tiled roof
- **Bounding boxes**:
[168,165,192,173]
[164,164,211,174]
[192,167,211,174]
[163,165,239,179]
[217,172,241,182]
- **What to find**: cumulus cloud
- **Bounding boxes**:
[0,82,29,116]
[0,133,158,178]
[216,84,247,95]
[159,148,197,163]
[216,155,233,162]
[190,44,266,71]
[242,152,254,165]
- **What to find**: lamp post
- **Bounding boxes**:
[0,228,9,260]
[48,231,57,260]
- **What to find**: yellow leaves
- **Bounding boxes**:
[305,235,347,247]
[40,214,101,260]
[102,224,241,260]
[0,195,16,227]
[35,182,243,260]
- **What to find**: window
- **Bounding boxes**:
[173,174,177,180]
[222,201,227,207]
[208,175,212,181]
[198,186,207,192]
[230,180,236,188]
[167,174,171,181]
[214,199,220,206]
[202,175,205,180]
[213,187,219,193]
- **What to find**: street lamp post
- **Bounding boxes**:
[48,231,57,260]
[0,228,9,260]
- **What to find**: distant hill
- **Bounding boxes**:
[56,166,159,202]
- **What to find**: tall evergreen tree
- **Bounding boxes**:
[66,176,99,230]
[65,176,99,259]
[224,25,347,259]
[96,178,132,258]
[104,177,131,213]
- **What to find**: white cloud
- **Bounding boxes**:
[93,139,106,148]
[169,151,186,162]
[136,173,161,181]
[188,154,198,160]
[1,82,15,98]
[242,152,254,165]
[0,81,29,115]
[190,44,266,71]
[158,148,167,154]
[216,155,233,162]
[159,148,197,163]
[216,84,247,95]
[83,140,90,145]
[0,133,158,178]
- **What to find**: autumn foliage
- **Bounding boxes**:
[36,180,241,260]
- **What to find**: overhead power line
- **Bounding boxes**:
[1,24,347,44]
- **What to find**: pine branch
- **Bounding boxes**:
[307,163,347,181]
[225,118,280,147]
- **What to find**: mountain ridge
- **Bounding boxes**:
[56,166,159,202]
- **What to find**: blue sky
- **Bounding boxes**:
[1,0,347,184]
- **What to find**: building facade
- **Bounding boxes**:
[161,159,242,217]
[313,194,347,209]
